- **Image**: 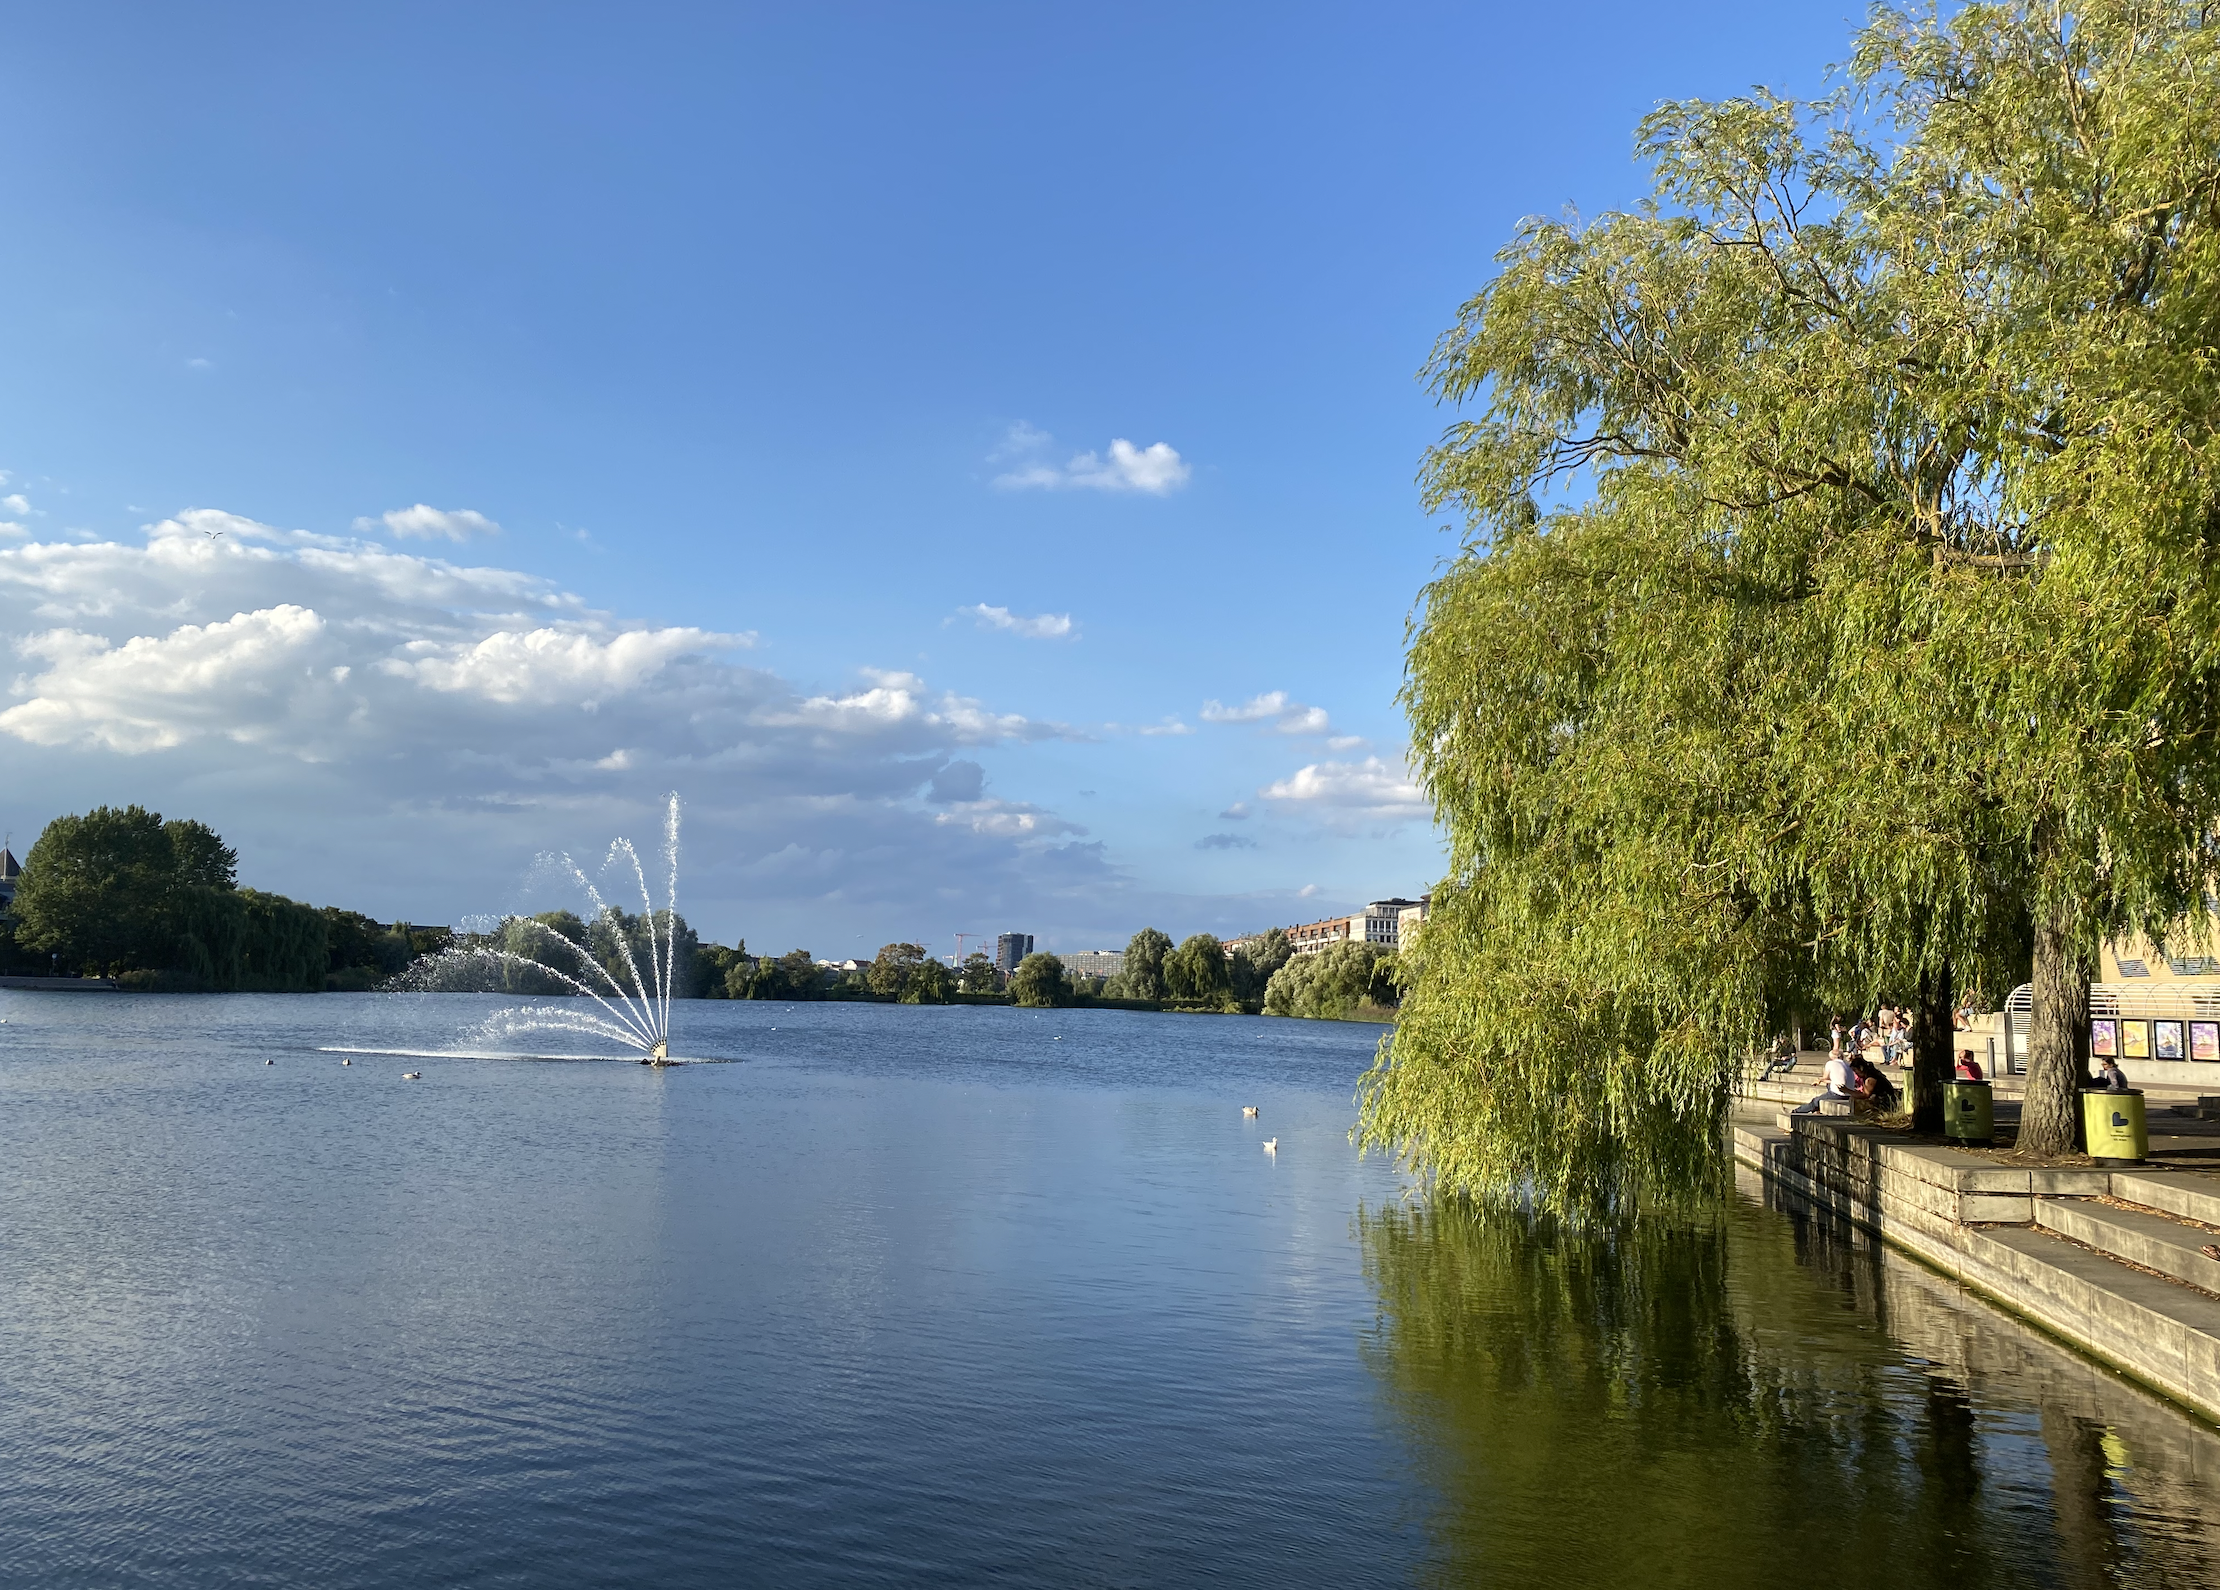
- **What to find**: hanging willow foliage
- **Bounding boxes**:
[1362,0,2220,1208]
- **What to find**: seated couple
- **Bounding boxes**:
[1792,1054,1900,1116]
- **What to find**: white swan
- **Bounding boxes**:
[1263,1138,1278,1153]
[1242,1106,1258,1118]
[402,1071,422,1081]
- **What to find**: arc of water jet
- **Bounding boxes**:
[444,944,658,1049]
[502,912,658,1037]
[662,793,681,1041]
[613,837,668,1046]
[508,918,657,1045]
[557,855,663,1045]
[584,844,661,1042]
[473,1004,647,1051]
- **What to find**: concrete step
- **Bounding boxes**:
[2034,1197,2220,1293]
[2110,1169,2220,1228]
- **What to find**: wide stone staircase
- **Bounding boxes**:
[1733,1106,2220,1421]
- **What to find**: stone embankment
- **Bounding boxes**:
[1734,1095,2220,1422]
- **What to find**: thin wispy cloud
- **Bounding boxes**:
[958,603,1074,639]
[356,504,503,542]
[1200,690,1351,741]
[990,423,1191,495]
[1195,832,1256,850]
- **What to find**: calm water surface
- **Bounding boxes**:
[2,993,2216,1587]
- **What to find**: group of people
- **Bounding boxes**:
[1836,1008,1915,1069]
[1776,1001,2134,1118]
[1789,1046,1901,1116]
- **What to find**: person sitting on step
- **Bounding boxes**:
[1851,1057,1899,1114]
[1955,1048,1985,1082]
[1792,1050,1857,1116]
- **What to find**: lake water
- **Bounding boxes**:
[3,993,2218,1588]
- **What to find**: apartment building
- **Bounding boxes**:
[1286,899,1425,956]
[1060,950,1124,979]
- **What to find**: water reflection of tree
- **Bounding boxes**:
[1356,1201,2043,1590]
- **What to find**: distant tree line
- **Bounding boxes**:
[0,805,1404,1020]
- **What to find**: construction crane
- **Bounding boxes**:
[953,932,988,966]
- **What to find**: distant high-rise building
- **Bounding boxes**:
[994,933,1034,975]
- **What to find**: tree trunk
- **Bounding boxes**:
[2020,908,2092,1157]
[1909,958,1953,1134]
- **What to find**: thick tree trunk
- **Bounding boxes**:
[2020,909,2092,1157]
[1909,958,1952,1134]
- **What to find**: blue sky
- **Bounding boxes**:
[0,1,1858,956]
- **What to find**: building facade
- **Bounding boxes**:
[1286,899,1425,956]
[994,933,1034,976]
[1059,949,1124,979]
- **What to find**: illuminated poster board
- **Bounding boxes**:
[2156,1019,2185,1060]
[2121,1019,2151,1060]
[2193,1021,2219,1062]
[2091,1019,2118,1058]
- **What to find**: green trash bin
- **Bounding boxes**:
[2082,1090,2148,1166]
[1943,1080,1994,1145]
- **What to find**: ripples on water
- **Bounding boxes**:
[1,993,2215,1587]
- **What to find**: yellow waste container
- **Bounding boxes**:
[2082,1090,2148,1165]
[1943,1080,1994,1145]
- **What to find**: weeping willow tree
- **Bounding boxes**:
[1360,0,2220,1207]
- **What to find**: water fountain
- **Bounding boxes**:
[405,793,691,1063]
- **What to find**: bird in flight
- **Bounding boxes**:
[202,528,223,540]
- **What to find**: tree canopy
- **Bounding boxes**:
[1116,928,1173,1001]
[1010,952,1070,1007]
[12,806,331,991]
[868,942,929,998]
[1164,933,1230,1002]
[1230,928,1294,1003]
[1362,0,2220,1210]
[1267,942,1398,1020]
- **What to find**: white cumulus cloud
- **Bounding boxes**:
[1,605,331,753]
[380,627,738,706]
[358,504,504,542]
[1259,756,1429,822]
[960,603,1074,639]
[990,424,1191,495]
